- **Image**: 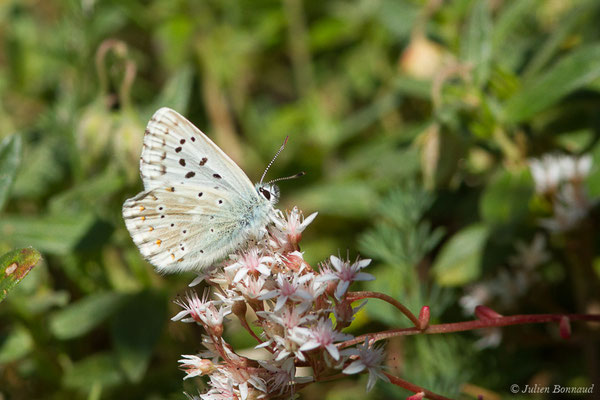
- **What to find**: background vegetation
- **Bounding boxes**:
[1,0,600,399]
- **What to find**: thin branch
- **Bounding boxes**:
[339,313,600,348]
[385,372,453,400]
[347,291,420,327]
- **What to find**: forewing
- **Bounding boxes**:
[123,185,253,273]
[140,107,255,196]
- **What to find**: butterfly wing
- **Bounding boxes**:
[140,107,255,197]
[124,107,276,272]
[123,185,268,273]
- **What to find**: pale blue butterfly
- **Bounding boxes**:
[122,108,300,273]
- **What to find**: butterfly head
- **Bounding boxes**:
[256,136,305,206]
[256,183,280,205]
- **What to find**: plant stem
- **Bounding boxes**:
[384,372,453,400]
[347,291,420,327]
[338,313,600,348]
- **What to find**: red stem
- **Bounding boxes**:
[385,372,453,400]
[347,291,420,327]
[339,313,600,348]
[237,314,270,350]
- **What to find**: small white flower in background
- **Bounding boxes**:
[342,339,390,392]
[461,233,550,332]
[508,233,550,271]
[529,154,563,194]
[173,206,382,397]
[474,328,503,349]
[541,183,591,232]
[459,284,492,315]
[529,153,594,233]
[562,154,592,182]
[318,256,375,300]
[529,154,592,194]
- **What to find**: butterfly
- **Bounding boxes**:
[122,107,298,273]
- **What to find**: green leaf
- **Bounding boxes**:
[492,0,538,53]
[49,292,124,339]
[461,0,492,86]
[376,0,420,38]
[111,290,167,383]
[480,168,533,225]
[11,137,66,199]
[504,43,600,123]
[48,166,125,214]
[0,247,41,302]
[0,325,33,363]
[432,224,489,286]
[523,0,599,78]
[0,213,96,255]
[0,134,22,211]
[63,352,124,392]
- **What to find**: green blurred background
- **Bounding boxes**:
[2,0,600,399]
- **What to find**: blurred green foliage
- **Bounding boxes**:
[1,0,600,399]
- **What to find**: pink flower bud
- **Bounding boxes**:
[559,316,571,339]
[283,251,305,272]
[418,306,430,330]
[406,391,425,400]
[475,305,503,320]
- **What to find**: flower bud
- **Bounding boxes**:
[418,306,430,330]
[406,391,425,400]
[178,355,216,379]
[335,301,354,329]
[475,305,503,321]
[559,316,571,339]
[232,300,247,319]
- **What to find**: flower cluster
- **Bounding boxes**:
[174,207,386,399]
[529,153,593,232]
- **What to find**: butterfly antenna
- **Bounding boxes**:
[260,136,289,184]
[264,171,306,185]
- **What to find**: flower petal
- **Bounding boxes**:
[342,360,366,375]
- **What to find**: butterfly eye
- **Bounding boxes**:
[259,187,271,201]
